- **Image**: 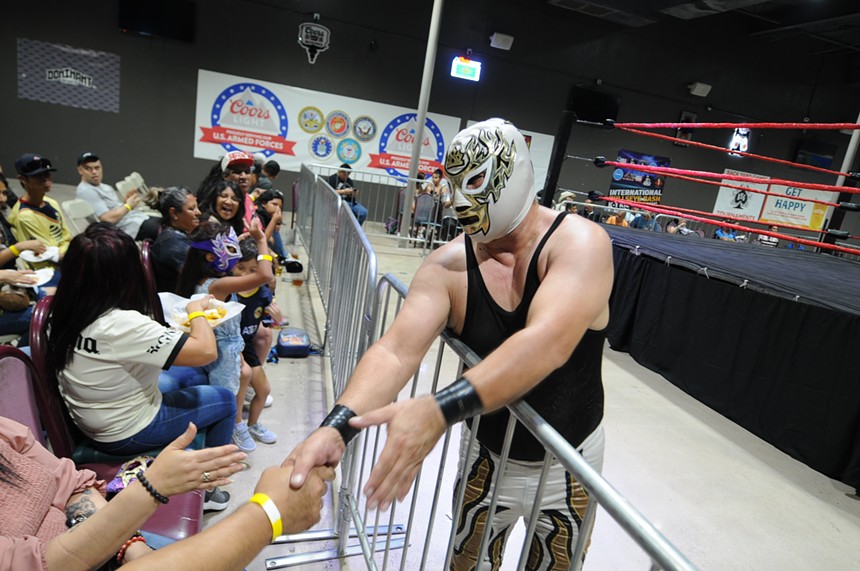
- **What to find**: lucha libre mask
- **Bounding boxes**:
[190,226,242,273]
[444,118,535,243]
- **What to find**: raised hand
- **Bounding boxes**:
[143,422,247,496]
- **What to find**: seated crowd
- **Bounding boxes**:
[0,150,326,570]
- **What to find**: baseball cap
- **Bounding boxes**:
[221,151,254,172]
[76,151,100,166]
[15,154,58,177]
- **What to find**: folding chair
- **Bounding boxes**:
[61,198,98,235]
[0,345,46,444]
[412,193,440,247]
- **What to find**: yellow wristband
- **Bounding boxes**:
[186,311,206,321]
[249,493,282,542]
[257,254,273,262]
[124,203,133,211]
[8,245,20,257]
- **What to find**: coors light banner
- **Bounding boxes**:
[194,69,461,177]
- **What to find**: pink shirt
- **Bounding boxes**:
[0,418,104,571]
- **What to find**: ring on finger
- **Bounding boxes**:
[202,471,211,483]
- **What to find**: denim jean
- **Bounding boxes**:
[92,385,236,454]
[271,231,288,260]
[0,305,32,337]
[158,366,208,393]
[350,202,368,225]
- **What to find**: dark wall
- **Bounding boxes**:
[3,0,859,235]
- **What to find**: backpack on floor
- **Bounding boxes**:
[276,327,311,358]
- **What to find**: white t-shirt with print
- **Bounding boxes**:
[59,309,186,442]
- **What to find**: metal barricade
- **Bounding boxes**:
[308,164,460,254]
[276,164,698,570]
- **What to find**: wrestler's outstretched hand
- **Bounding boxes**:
[349,396,446,511]
[285,427,346,489]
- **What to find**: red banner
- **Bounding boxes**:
[367,153,443,174]
[199,126,296,155]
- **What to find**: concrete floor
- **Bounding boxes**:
[39,182,860,570]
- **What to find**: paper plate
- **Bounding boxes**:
[158,292,244,332]
[14,268,55,288]
[19,246,59,263]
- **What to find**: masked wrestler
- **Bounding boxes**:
[286,118,613,570]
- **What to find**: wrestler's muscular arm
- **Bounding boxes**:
[352,214,613,509]
[285,247,455,489]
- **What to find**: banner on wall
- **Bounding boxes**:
[194,69,462,178]
[17,38,120,113]
[712,169,769,221]
[607,149,669,207]
[759,185,835,230]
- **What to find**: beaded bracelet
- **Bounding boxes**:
[116,533,146,564]
[137,471,169,504]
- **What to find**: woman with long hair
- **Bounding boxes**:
[197,180,246,236]
[46,223,237,510]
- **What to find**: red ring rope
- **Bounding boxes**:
[616,126,855,179]
[613,122,860,130]
[598,159,860,195]
[602,197,860,255]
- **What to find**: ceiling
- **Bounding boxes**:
[547,0,860,56]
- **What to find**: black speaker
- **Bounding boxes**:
[567,86,620,124]
[119,0,196,43]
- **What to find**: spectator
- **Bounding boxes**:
[715,220,739,241]
[0,416,333,571]
[199,180,246,237]
[220,151,256,227]
[47,223,237,510]
[151,186,201,292]
[255,160,281,192]
[255,189,288,260]
[75,152,160,241]
[757,225,779,247]
[604,210,629,227]
[233,238,277,446]
[0,172,47,270]
[630,210,655,230]
[177,220,275,453]
[580,199,601,222]
[327,164,368,225]
[7,154,70,286]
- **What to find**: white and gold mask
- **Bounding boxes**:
[444,118,535,243]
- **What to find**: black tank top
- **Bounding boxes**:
[461,212,605,461]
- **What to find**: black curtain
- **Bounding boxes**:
[607,248,860,489]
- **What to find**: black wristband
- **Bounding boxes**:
[320,404,360,445]
[435,377,484,425]
[137,471,169,504]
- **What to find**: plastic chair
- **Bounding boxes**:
[412,193,440,246]
[140,240,166,325]
[0,345,47,446]
[61,198,98,235]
